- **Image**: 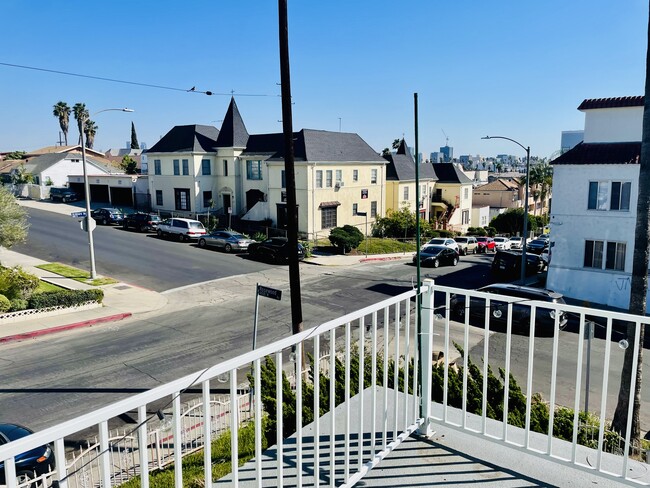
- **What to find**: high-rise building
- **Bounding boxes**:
[440,145,453,162]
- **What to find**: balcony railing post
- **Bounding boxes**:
[417,279,435,437]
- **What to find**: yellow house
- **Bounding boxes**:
[146,98,387,238]
[430,163,474,233]
[384,139,437,220]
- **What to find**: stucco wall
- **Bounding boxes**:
[547,163,644,309]
[583,106,643,143]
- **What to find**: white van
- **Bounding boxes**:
[157,218,207,241]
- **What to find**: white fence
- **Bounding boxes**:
[0,281,648,487]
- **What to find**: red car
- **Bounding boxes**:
[475,237,496,253]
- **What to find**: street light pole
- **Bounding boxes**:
[482,135,530,283]
[81,108,134,279]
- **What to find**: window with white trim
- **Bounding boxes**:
[371,169,378,184]
[584,239,626,271]
[335,170,342,183]
[154,159,161,175]
[321,205,337,228]
[326,170,333,187]
[201,159,211,175]
[403,186,409,201]
[173,159,180,176]
[352,203,358,215]
[353,169,359,182]
[610,181,631,211]
[316,170,323,188]
[371,201,377,218]
[182,159,189,176]
[246,160,262,180]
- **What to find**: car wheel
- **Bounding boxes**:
[460,248,466,256]
[178,234,185,242]
[16,471,33,486]
[198,238,207,248]
[432,259,439,268]
[224,243,233,253]
[157,229,164,238]
[452,303,465,320]
[452,257,458,266]
[101,218,107,225]
[473,247,477,254]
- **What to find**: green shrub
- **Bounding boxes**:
[9,298,28,312]
[329,225,364,253]
[437,230,455,238]
[28,289,104,309]
[0,266,40,300]
[252,232,266,242]
[0,294,10,313]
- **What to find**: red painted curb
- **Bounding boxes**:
[0,313,132,344]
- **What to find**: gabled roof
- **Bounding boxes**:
[215,97,249,148]
[476,178,520,191]
[25,145,105,158]
[550,141,641,165]
[24,152,115,175]
[384,138,436,181]
[432,163,473,184]
[577,96,643,111]
[243,129,386,163]
[146,125,219,153]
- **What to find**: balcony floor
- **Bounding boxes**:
[217,388,647,487]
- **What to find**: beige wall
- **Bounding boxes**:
[472,189,519,209]
[386,179,436,220]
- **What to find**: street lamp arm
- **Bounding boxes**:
[482,135,528,153]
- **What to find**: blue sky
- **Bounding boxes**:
[1,0,647,160]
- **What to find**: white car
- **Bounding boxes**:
[493,237,512,251]
[426,237,459,253]
[157,218,207,241]
[509,237,523,250]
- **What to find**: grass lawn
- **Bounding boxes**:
[34,280,65,294]
[313,237,416,255]
[36,263,118,286]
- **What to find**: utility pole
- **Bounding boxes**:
[278,0,303,336]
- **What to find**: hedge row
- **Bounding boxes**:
[27,289,104,310]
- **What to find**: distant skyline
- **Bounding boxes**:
[0,0,647,160]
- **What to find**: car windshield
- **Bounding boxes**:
[422,245,444,255]
[428,239,445,245]
[455,238,468,243]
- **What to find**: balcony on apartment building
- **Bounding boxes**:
[1,281,649,487]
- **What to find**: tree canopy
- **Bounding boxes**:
[120,155,138,174]
[0,186,29,249]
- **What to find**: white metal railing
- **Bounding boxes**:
[0,281,648,487]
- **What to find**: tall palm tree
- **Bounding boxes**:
[83,120,98,149]
[611,9,650,443]
[52,101,71,145]
[73,103,88,145]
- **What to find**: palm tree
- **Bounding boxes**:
[73,103,88,145]
[611,12,650,443]
[52,101,71,145]
[83,120,98,149]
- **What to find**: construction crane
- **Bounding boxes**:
[441,129,449,147]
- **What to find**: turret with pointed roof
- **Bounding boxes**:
[215,97,249,148]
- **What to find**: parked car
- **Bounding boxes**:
[426,237,459,253]
[248,237,305,263]
[454,236,478,255]
[508,236,523,249]
[540,249,550,270]
[450,283,568,336]
[0,423,55,485]
[198,230,255,253]
[493,237,512,251]
[491,250,543,279]
[413,245,459,268]
[49,187,79,203]
[90,207,124,225]
[475,236,496,253]
[527,238,549,254]
[157,218,207,241]
[122,212,161,232]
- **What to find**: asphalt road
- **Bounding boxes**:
[12,207,272,291]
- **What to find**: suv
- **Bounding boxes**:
[491,249,543,279]
[454,236,478,255]
[475,236,496,253]
[157,218,206,241]
[450,283,567,336]
[122,213,161,232]
[91,207,124,225]
[426,237,459,253]
[49,187,79,203]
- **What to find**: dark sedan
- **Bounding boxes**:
[0,423,55,485]
[122,212,161,232]
[526,238,549,254]
[91,207,124,225]
[450,283,568,336]
[248,237,305,263]
[412,245,459,268]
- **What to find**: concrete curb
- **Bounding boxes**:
[359,256,410,263]
[0,312,132,344]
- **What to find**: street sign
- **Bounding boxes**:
[80,218,97,232]
[356,211,367,216]
[257,285,282,301]
[71,211,87,218]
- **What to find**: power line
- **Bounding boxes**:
[0,62,271,97]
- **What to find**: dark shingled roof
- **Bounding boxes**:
[550,141,641,165]
[577,96,643,110]
[146,125,219,153]
[243,129,385,163]
[215,97,249,148]
[432,163,473,184]
[384,139,437,181]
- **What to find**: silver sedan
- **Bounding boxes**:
[197,231,255,253]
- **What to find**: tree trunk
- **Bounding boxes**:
[610,8,650,442]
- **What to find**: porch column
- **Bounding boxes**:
[418,278,435,436]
